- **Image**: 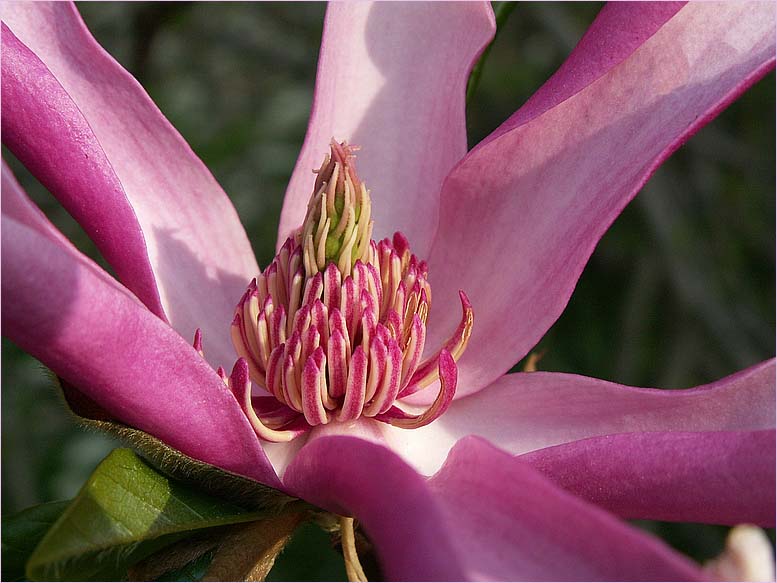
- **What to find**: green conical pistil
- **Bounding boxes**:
[325,233,342,261]
[297,140,374,278]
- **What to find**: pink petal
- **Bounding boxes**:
[277,2,495,257]
[1,214,280,487]
[284,434,704,580]
[423,2,776,400]
[386,359,775,476]
[1,160,72,250]
[431,437,706,581]
[1,23,164,319]
[479,2,686,148]
[1,3,259,369]
[285,434,464,580]
[521,430,776,527]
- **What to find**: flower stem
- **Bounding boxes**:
[340,516,368,582]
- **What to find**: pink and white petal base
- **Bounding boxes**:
[278,2,495,257]
[421,1,776,402]
[1,215,280,488]
[1,3,259,369]
[381,359,775,476]
[521,429,776,527]
[284,435,704,581]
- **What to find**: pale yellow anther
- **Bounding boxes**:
[451,309,474,361]
[411,299,473,391]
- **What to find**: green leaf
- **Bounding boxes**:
[55,376,294,511]
[26,448,283,581]
[2,501,70,581]
[127,511,306,582]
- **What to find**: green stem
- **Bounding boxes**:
[340,516,368,582]
[466,1,518,104]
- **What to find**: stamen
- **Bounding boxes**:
[229,359,301,442]
[231,312,266,387]
[399,291,473,398]
[377,350,457,429]
[399,315,425,387]
[327,329,348,398]
[228,140,474,440]
[301,347,330,425]
[338,345,368,422]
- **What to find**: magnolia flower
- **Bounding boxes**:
[2,2,775,581]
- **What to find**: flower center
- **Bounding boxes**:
[229,140,472,442]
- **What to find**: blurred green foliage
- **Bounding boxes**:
[2,2,774,579]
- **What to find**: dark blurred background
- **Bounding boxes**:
[2,2,774,579]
